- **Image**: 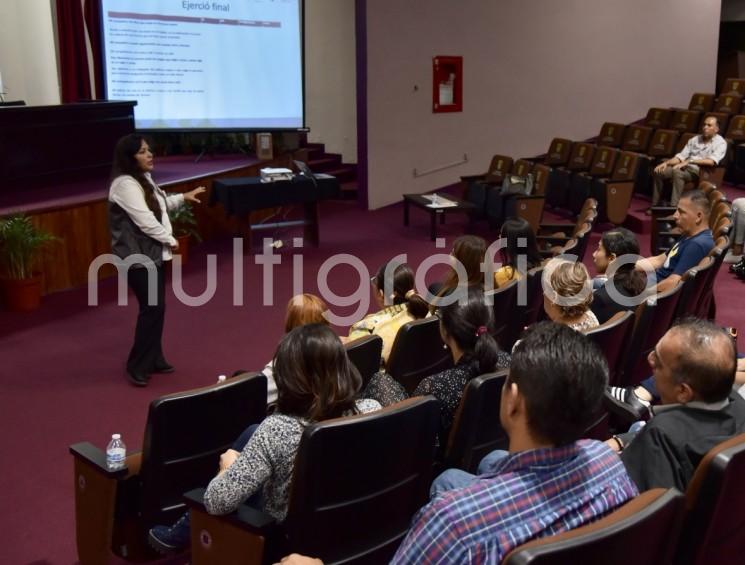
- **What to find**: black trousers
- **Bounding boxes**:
[126,264,166,374]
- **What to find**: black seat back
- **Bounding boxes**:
[622,283,684,386]
[345,334,383,391]
[678,433,745,565]
[285,397,440,565]
[584,310,635,387]
[139,373,267,526]
[387,317,453,394]
[444,370,509,473]
[489,279,519,349]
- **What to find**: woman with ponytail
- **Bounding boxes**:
[108,134,205,386]
[347,261,429,364]
[415,288,510,441]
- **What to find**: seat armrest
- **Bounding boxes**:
[538,222,574,231]
[651,206,675,215]
[536,234,572,245]
[184,488,276,533]
[69,442,129,478]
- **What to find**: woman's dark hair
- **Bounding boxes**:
[374,262,429,319]
[110,133,162,221]
[439,289,501,374]
[442,235,487,291]
[500,217,543,271]
[601,227,646,296]
[273,324,361,421]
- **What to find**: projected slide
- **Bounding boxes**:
[100,0,303,130]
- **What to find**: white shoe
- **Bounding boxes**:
[724,251,743,264]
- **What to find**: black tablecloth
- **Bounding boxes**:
[210,175,340,216]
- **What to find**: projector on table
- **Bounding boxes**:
[260,167,294,183]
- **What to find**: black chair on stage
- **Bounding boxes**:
[444,370,509,473]
[387,316,453,394]
[69,373,268,565]
[345,334,383,391]
[503,488,686,565]
[185,397,441,565]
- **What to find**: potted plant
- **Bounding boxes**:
[169,201,202,265]
[0,215,58,311]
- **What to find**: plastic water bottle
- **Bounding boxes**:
[217,374,227,383]
[106,434,126,471]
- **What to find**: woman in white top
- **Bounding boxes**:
[108,134,205,386]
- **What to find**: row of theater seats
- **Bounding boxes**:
[462,139,639,228]
[68,320,744,565]
[66,223,730,564]
[464,78,745,227]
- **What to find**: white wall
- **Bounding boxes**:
[364,0,722,209]
[0,0,60,105]
[305,0,357,162]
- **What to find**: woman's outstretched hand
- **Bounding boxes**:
[184,186,207,203]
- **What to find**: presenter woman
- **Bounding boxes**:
[108,134,205,386]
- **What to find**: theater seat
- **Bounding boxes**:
[721,77,745,96]
[344,334,383,390]
[584,310,635,387]
[619,282,684,386]
[677,433,745,565]
[387,316,453,394]
[184,397,441,565]
[687,92,715,113]
[69,373,268,565]
[669,110,701,134]
[502,488,686,565]
[444,370,509,473]
[596,122,626,147]
[568,147,619,215]
[591,151,640,224]
[644,108,673,129]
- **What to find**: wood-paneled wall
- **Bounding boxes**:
[27,156,291,294]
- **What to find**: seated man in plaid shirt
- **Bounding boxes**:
[392,322,638,565]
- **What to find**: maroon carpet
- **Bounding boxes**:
[1,185,743,564]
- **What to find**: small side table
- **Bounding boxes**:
[403,194,476,241]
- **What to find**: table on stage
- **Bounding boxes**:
[210,175,339,251]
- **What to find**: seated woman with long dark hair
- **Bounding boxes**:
[429,235,488,299]
[591,228,647,324]
[148,324,381,555]
[493,217,544,288]
[364,289,510,442]
[347,261,429,364]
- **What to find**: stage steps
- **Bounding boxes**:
[305,142,358,199]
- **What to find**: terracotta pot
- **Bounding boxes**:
[1,273,43,312]
[174,234,191,266]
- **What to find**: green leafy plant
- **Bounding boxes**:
[0,215,58,280]
[169,201,202,241]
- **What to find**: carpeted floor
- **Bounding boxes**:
[1,183,743,564]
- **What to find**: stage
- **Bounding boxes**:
[0,153,298,293]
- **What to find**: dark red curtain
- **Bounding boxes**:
[84,0,104,99]
[55,0,92,102]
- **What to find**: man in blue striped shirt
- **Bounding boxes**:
[392,322,638,564]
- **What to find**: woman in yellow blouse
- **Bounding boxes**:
[347,262,429,364]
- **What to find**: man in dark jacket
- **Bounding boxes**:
[610,319,745,491]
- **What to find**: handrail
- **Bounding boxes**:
[413,154,468,178]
